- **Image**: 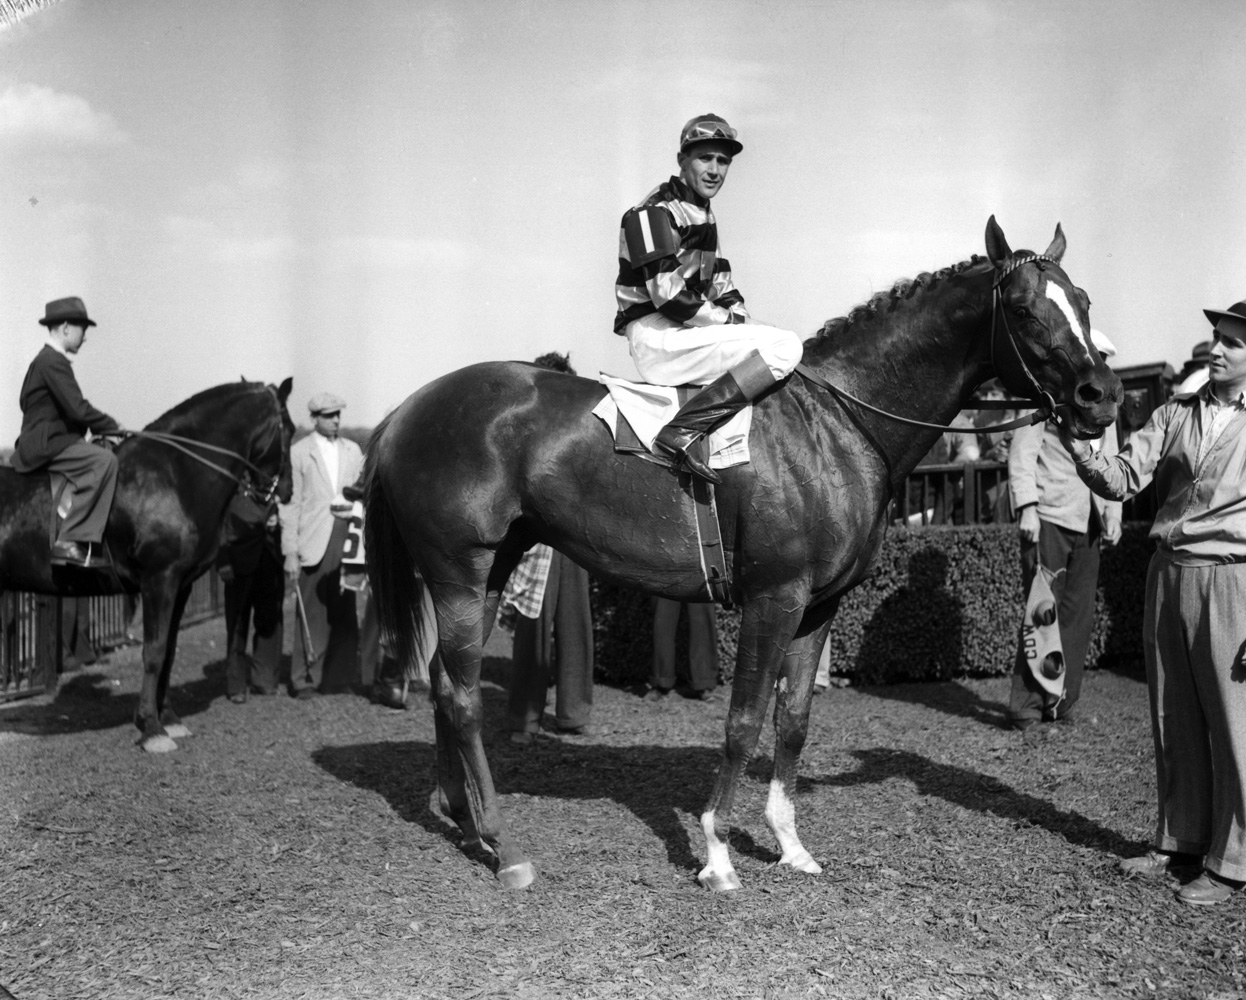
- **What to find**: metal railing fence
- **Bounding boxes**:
[0,569,223,701]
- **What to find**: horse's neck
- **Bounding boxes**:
[801,273,993,473]
[154,390,262,450]
[145,390,266,503]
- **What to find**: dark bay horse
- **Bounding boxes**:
[0,378,294,752]
[365,218,1121,891]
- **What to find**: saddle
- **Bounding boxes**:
[593,378,737,605]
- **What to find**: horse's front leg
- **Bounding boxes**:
[766,613,836,875]
[699,596,801,892]
[156,584,193,739]
[135,575,185,753]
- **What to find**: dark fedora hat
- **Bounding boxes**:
[1203,299,1246,329]
[39,296,96,328]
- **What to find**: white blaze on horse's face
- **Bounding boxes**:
[1044,282,1095,365]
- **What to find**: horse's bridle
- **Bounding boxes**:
[795,253,1068,435]
[990,252,1062,425]
[112,428,282,506]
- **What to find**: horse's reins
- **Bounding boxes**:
[112,429,281,504]
[795,253,1064,435]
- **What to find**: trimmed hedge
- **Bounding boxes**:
[591,523,1153,686]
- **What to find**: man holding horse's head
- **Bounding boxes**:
[614,114,802,483]
[12,297,120,568]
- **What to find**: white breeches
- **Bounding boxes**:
[625,313,803,387]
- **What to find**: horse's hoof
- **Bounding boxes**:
[163,723,191,739]
[779,849,823,874]
[142,734,179,754]
[697,866,743,892]
[497,861,536,890]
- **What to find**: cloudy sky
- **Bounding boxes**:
[2,0,1244,442]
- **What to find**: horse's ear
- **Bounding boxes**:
[277,377,293,404]
[985,215,1012,266]
[1044,223,1066,263]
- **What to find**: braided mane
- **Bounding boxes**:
[804,254,990,345]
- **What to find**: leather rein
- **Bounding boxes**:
[112,428,282,505]
[795,253,1063,436]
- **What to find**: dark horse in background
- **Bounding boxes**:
[0,378,294,752]
[365,218,1122,891]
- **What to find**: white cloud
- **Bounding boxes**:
[0,83,126,147]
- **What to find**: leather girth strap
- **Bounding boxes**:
[687,468,732,606]
[677,387,732,606]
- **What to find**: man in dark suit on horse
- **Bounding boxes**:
[614,114,803,483]
[11,297,120,568]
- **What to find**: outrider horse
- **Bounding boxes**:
[365,218,1121,891]
[0,378,294,752]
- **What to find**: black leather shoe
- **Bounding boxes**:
[50,540,96,568]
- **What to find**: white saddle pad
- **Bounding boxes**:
[592,374,752,470]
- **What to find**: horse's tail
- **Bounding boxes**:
[363,414,429,673]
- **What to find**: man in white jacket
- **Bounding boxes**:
[280,392,364,698]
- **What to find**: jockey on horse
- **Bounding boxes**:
[615,114,803,483]
[11,297,121,569]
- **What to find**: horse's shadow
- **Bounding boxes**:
[0,659,229,736]
[860,678,1012,728]
[314,735,725,875]
[801,746,1139,858]
[313,678,1135,878]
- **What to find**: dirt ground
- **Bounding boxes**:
[1,610,1243,1000]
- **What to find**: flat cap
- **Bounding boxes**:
[1089,328,1116,358]
[307,392,347,415]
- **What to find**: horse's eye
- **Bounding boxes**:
[1014,306,1032,321]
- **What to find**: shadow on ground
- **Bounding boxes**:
[314,733,1134,879]
[0,658,232,736]
[860,678,1012,727]
[802,746,1138,858]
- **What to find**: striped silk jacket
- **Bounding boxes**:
[613,176,749,334]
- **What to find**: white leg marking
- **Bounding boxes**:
[1044,283,1094,364]
[698,809,741,891]
[163,723,191,739]
[765,778,822,874]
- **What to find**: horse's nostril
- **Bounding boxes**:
[1076,382,1105,405]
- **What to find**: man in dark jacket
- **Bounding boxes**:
[217,493,285,702]
[12,297,120,567]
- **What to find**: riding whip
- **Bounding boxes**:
[293,583,317,664]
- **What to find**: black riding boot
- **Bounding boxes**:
[653,351,777,484]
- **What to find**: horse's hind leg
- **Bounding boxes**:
[429,580,535,889]
[765,616,835,875]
